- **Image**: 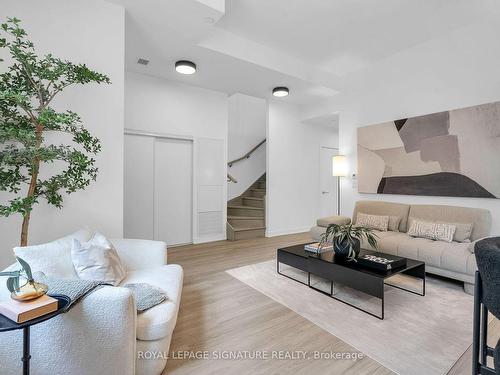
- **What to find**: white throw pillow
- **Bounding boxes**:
[14,229,93,279]
[407,219,456,243]
[355,213,389,231]
[71,232,126,286]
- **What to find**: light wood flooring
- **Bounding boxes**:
[164,233,499,375]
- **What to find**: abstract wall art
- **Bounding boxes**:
[357,101,500,198]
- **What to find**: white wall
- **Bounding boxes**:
[227,93,267,199]
[0,0,125,269]
[125,72,228,243]
[267,101,338,236]
[301,18,500,234]
[125,71,227,138]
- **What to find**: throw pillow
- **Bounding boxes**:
[388,216,402,232]
[450,222,474,242]
[407,217,473,242]
[355,213,389,231]
[71,232,126,286]
[407,219,456,243]
[14,228,93,279]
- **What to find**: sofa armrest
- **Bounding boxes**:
[316,216,351,228]
[0,285,136,375]
[111,238,167,271]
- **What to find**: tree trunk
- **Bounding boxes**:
[20,122,43,247]
[20,212,31,247]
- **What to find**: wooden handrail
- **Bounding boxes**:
[228,139,266,167]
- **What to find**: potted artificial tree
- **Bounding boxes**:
[0,18,109,298]
[0,17,109,246]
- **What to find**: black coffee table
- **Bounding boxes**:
[277,244,425,319]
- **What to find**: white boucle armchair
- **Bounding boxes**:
[0,238,183,375]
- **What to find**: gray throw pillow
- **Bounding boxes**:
[388,216,402,232]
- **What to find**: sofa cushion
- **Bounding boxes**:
[359,230,406,252]
[436,242,471,274]
[369,232,472,275]
[316,216,351,228]
[376,232,418,255]
[120,264,183,341]
[14,229,93,279]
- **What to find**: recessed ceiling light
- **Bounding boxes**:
[272,87,289,97]
[204,17,215,24]
[137,58,149,66]
[175,60,196,75]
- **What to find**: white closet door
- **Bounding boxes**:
[124,134,155,239]
[154,138,193,246]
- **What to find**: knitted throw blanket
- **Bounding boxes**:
[34,272,167,313]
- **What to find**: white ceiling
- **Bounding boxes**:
[108,0,500,107]
[217,0,486,76]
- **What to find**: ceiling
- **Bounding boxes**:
[107,0,500,108]
[217,0,485,76]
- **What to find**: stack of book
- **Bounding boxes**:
[304,242,333,254]
[0,295,58,323]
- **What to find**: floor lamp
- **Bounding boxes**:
[332,155,348,216]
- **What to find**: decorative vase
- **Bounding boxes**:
[10,279,48,301]
[334,238,361,261]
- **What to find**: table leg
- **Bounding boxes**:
[22,326,30,375]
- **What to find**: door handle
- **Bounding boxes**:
[322,191,329,194]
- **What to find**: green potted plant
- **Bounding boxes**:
[320,223,378,261]
[0,17,109,247]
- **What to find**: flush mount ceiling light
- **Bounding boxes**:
[175,60,196,75]
[272,87,289,97]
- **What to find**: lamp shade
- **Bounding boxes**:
[332,155,348,177]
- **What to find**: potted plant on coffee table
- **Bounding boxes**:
[320,223,378,262]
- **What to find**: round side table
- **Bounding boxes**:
[0,294,71,375]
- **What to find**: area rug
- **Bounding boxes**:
[226,260,474,375]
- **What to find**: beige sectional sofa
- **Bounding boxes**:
[310,201,492,294]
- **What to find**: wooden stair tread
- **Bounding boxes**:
[228,205,264,210]
[232,226,266,232]
[228,216,264,220]
[242,197,264,201]
[251,188,266,192]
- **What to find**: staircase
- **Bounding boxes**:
[227,174,266,241]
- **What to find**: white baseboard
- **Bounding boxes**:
[193,234,227,244]
[265,227,311,237]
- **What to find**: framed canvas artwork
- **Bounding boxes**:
[357,101,500,198]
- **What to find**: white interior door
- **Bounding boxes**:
[154,138,193,246]
[319,147,338,217]
[124,135,154,239]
